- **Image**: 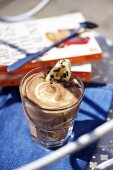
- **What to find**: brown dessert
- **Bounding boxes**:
[20,59,84,147]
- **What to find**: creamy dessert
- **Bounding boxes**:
[20,59,84,147]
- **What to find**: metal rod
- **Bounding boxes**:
[16,119,113,170]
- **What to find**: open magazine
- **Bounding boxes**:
[0,13,102,86]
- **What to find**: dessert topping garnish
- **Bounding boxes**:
[46,59,71,82]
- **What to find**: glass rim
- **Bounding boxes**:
[20,66,84,112]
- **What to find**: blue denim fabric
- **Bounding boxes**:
[0,85,113,170]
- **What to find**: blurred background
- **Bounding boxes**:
[0,0,113,40]
[0,1,113,170]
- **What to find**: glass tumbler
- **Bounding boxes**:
[19,66,84,148]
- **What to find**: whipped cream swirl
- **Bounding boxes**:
[23,72,82,109]
[34,81,74,109]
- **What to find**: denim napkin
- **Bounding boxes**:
[0,85,113,170]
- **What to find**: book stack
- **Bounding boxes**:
[0,13,102,86]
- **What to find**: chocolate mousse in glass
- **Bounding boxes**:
[20,60,84,148]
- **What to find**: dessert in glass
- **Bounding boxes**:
[20,59,84,148]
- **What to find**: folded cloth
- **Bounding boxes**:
[0,85,113,170]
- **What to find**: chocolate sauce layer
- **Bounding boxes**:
[22,72,83,110]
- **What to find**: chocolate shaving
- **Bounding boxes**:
[62,73,67,78]
[61,65,65,68]
[56,73,59,77]
[59,79,81,90]
[53,67,61,72]
[66,71,68,76]
[50,75,54,78]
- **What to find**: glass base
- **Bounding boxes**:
[32,124,73,148]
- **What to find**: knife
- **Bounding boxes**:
[7,21,98,72]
